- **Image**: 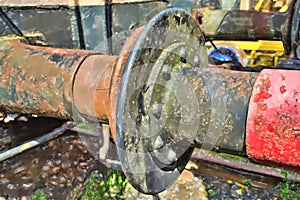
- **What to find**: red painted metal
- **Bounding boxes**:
[246,69,300,168]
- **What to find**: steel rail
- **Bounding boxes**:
[192,153,300,182]
[0,121,75,163]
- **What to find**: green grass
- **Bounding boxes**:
[32,189,48,200]
[32,170,128,200]
[244,179,251,186]
[72,170,128,200]
[276,170,300,200]
[207,189,216,197]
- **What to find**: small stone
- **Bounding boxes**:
[50,175,58,180]
[31,158,39,164]
[41,172,48,179]
[50,166,60,174]
[0,178,9,185]
[50,181,58,186]
[55,160,62,165]
[58,176,66,184]
[13,166,26,174]
[76,176,84,183]
[16,116,28,122]
[22,183,33,188]
[73,161,79,166]
[177,170,195,185]
[4,115,15,123]
[61,162,70,170]
[7,184,14,190]
[21,174,32,181]
[79,162,89,168]
[62,152,70,160]
[185,161,198,170]
[42,165,50,172]
[231,184,239,190]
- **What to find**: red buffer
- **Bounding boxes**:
[246,69,300,168]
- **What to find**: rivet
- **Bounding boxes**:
[154,136,164,149]
[194,56,200,67]
[152,104,162,120]
[180,48,187,58]
[180,48,187,63]
[162,65,171,81]
[167,149,177,163]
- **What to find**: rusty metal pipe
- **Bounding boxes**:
[0,39,117,121]
[0,27,142,144]
[0,39,90,118]
[187,68,258,153]
[0,29,298,170]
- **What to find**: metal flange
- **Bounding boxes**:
[116,8,207,194]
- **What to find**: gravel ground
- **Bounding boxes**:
[0,116,297,199]
[0,117,107,199]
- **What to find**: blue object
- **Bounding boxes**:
[209,50,233,62]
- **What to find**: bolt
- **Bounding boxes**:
[167,149,177,163]
[194,56,200,67]
[154,136,164,149]
[180,48,187,58]
[152,103,162,120]
[162,65,171,81]
[180,48,187,63]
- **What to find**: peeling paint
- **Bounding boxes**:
[247,69,300,167]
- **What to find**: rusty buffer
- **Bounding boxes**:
[0,7,300,194]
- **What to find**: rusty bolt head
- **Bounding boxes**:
[162,65,171,81]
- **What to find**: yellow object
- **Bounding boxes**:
[195,0,290,67]
[212,40,289,67]
[255,0,289,12]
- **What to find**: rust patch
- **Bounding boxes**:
[0,39,93,118]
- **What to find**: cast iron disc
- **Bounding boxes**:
[116,8,207,194]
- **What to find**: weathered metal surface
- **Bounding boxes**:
[0,6,81,49]
[246,69,300,168]
[212,10,287,41]
[290,0,300,57]
[109,26,144,142]
[79,5,107,50]
[0,39,93,118]
[110,1,168,54]
[187,67,258,153]
[0,2,299,195]
[0,0,157,6]
[73,55,118,120]
[0,1,168,52]
[192,153,300,182]
[116,8,206,194]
